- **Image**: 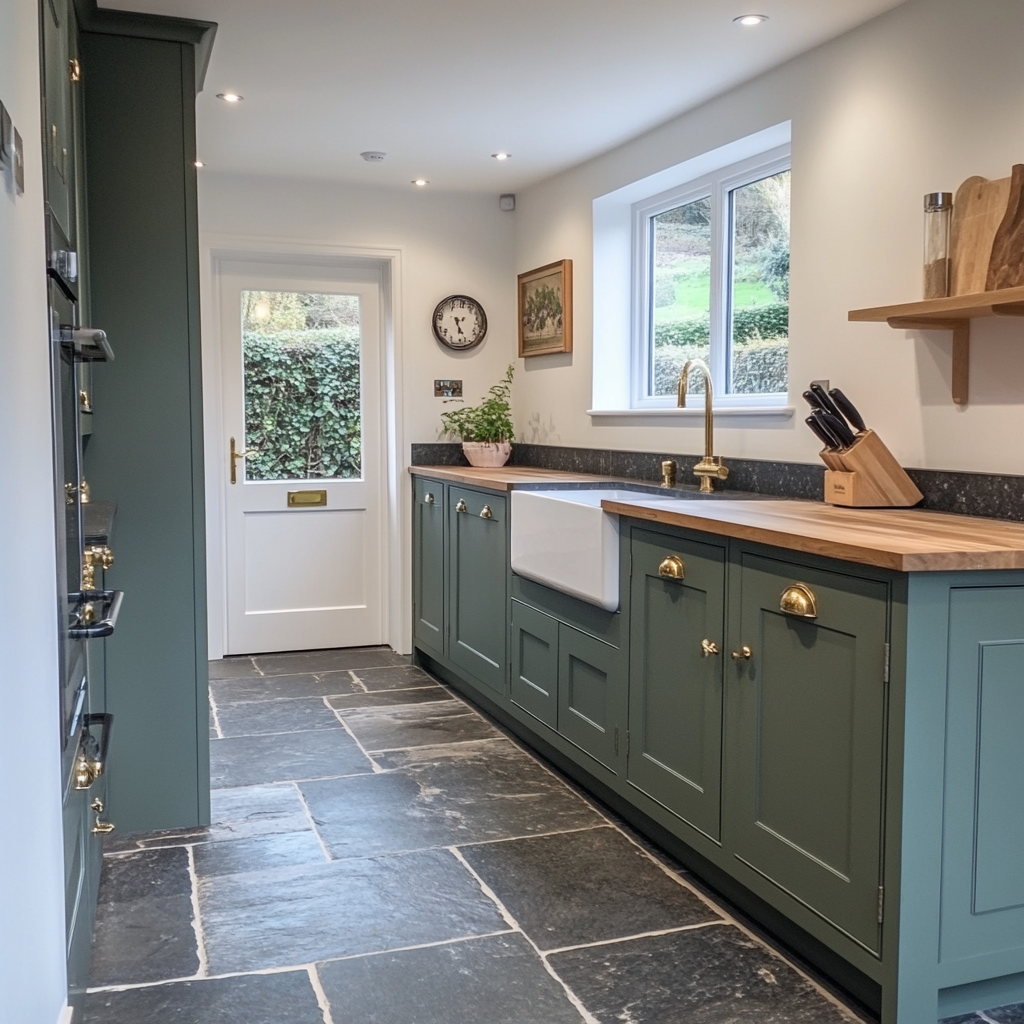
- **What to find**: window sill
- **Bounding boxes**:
[587,405,795,419]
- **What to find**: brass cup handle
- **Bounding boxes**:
[780,583,818,619]
[91,798,115,835]
[424,493,435,505]
[455,499,467,513]
[480,505,493,519]
[658,555,685,580]
[731,646,753,661]
[701,639,719,658]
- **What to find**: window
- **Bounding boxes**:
[633,149,790,406]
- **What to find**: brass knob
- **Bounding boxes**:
[731,646,753,660]
[424,493,434,505]
[455,499,467,513]
[480,505,493,519]
[658,555,685,580]
[780,583,818,619]
[74,751,97,790]
[701,639,719,658]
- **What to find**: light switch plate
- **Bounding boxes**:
[811,379,830,392]
[434,379,463,398]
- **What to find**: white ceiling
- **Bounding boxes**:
[101,0,908,192]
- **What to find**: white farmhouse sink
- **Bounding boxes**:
[511,489,645,611]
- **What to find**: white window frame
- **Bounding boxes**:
[630,143,791,410]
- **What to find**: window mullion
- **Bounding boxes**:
[708,177,728,396]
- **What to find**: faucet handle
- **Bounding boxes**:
[660,460,677,487]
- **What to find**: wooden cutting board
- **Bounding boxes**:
[950,173,1012,295]
[987,164,1024,290]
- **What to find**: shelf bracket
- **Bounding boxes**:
[887,317,971,406]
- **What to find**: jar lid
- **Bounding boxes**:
[924,192,953,212]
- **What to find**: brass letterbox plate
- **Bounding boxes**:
[287,489,327,508]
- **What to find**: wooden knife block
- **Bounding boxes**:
[820,430,923,508]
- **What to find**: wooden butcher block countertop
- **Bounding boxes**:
[601,497,1024,573]
[409,465,612,489]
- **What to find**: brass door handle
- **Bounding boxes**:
[780,583,818,619]
[701,639,719,657]
[455,499,467,513]
[480,505,493,519]
[230,437,259,485]
[91,798,115,835]
[424,493,435,505]
[658,555,685,580]
[731,646,753,660]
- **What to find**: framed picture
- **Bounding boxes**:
[518,259,572,357]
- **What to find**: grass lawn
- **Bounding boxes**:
[655,274,778,322]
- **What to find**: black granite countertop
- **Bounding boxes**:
[83,499,117,546]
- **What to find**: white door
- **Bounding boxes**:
[219,262,384,655]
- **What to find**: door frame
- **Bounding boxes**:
[200,234,407,659]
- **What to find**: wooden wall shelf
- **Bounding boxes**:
[849,285,1024,405]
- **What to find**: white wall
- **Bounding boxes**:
[0,0,71,1020]
[198,174,516,655]
[514,0,1024,475]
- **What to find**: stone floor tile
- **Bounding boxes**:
[318,933,584,1024]
[216,696,343,737]
[254,647,407,676]
[211,672,354,706]
[206,784,312,842]
[210,729,373,788]
[325,686,449,710]
[207,657,259,680]
[98,847,192,902]
[82,971,324,1023]
[343,664,441,691]
[548,926,856,1024]
[460,827,720,951]
[301,738,603,858]
[940,1016,985,1024]
[988,1006,1024,1023]
[337,700,499,751]
[199,849,506,973]
[192,830,326,878]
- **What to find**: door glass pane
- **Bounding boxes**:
[242,290,361,481]
[729,170,790,395]
[650,196,712,397]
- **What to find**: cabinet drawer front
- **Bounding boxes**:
[448,488,508,696]
[728,551,888,954]
[558,623,622,770]
[511,600,559,729]
[413,478,445,657]
[628,528,726,841]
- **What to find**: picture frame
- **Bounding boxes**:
[518,259,572,357]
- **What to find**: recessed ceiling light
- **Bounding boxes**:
[491,152,511,161]
[194,160,204,168]
[412,179,429,187]
[734,14,768,25]
[217,92,243,103]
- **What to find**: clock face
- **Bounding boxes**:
[433,295,487,350]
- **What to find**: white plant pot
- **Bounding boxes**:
[462,441,512,468]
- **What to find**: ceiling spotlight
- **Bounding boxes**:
[217,92,243,103]
[734,14,768,25]
[194,160,204,168]
[361,151,386,162]
[412,179,429,187]
[491,152,511,161]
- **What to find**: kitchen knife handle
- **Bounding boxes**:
[828,388,867,433]
[820,410,857,449]
[809,410,843,449]
[805,416,836,450]
[809,383,844,421]
[802,390,826,412]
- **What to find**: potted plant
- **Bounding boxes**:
[440,364,515,467]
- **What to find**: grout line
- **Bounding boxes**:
[314,929,516,966]
[346,669,369,693]
[329,710,386,773]
[185,846,210,978]
[978,1014,1002,1024]
[453,824,611,849]
[542,919,731,956]
[447,846,597,1024]
[292,782,332,862]
[208,691,225,740]
[306,964,336,1024]
[206,724,350,741]
[361,736,501,756]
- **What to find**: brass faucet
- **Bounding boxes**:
[676,358,729,493]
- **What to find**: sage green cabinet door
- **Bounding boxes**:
[628,528,726,841]
[448,488,508,696]
[413,478,445,658]
[42,0,75,240]
[558,623,622,770]
[511,600,559,728]
[727,551,888,953]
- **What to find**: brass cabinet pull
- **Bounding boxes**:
[230,437,260,485]
[424,493,435,505]
[731,646,753,660]
[701,639,719,657]
[658,555,685,580]
[480,505,493,519]
[81,544,114,590]
[455,499,467,513]
[91,798,115,835]
[780,583,818,619]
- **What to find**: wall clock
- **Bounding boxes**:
[432,294,487,350]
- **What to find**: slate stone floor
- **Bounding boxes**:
[81,647,1016,1024]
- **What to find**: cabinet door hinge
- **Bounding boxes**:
[883,643,890,684]
[877,885,885,924]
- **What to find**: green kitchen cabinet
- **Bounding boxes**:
[627,527,726,841]
[41,0,76,243]
[726,550,889,955]
[412,476,445,659]
[510,599,559,728]
[558,622,622,770]
[448,487,508,696]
